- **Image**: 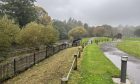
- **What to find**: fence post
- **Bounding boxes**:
[120,56,128,83]
[73,54,77,70]
[91,40,93,44]
[60,45,62,50]
[81,47,83,52]
[68,44,69,48]
[84,43,86,47]
[78,47,81,58]
[45,46,48,58]
[61,77,68,84]
[26,56,28,69]
[96,40,98,45]
[56,46,59,53]
[82,44,84,52]
[53,46,55,54]
[13,58,16,75]
[33,52,36,65]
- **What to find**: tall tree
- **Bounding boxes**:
[35,6,51,26]
[53,20,68,39]
[84,23,89,29]
[0,16,20,50]
[102,24,113,37]
[67,18,83,30]
[68,26,87,39]
[0,0,37,27]
[87,26,95,37]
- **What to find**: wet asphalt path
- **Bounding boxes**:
[88,38,94,44]
[100,42,140,84]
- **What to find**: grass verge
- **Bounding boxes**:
[117,40,140,58]
[124,37,140,41]
[94,37,112,42]
[69,44,119,84]
[80,38,89,45]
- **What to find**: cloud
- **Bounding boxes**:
[37,0,140,26]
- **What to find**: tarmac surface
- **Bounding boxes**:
[101,42,140,84]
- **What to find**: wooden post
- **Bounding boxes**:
[97,40,98,45]
[58,45,60,51]
[53,46,55,54]
[65,44,66,49]
[13,58,16,75]
[82,43,84,48]
[61,77,68,84]
[78,47,81,58]
[91,40,93,44]
[84,43,86,47]
[73,55,77,70]
[56,46,59,53]
[45,46,48,58]
[26,56,28,68]
[78,51,81,58]
[81,45,84,52]
[33,52,36,65]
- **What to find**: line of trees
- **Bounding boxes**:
[0,0,60,60]
[0,16,58,53]
[113,25,140,38]
[0,0,140,61]
[0,0,88,61]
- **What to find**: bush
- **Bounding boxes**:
[40,24,59,45]
[68,26,87,39]
[16,22,44,47]
[0,16,20,50]
[16,22,59,47]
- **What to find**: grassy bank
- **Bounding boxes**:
[94,37,112,43]
[80,38,89,45]
[94,37,111,41]
[117,40,140,58]
[4,47,78,84]
[124,37,140,41]
[69,44,119,84]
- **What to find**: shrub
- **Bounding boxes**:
[0,16,20,50]
[68,26,87,39]
[16,22,59,47]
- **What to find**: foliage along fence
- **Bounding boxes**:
[0,42,80,83]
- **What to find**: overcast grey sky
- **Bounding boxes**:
[36,0,140,26]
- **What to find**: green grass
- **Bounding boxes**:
[69,44,120,84]
[117,40,140,58]
[80,37,111,45]
[124,37,140,41]
[94,37,112,42]
[80,38,89,45]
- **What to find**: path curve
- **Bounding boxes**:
[100,42,140,84]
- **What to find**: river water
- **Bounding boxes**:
[100,42,140,84]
